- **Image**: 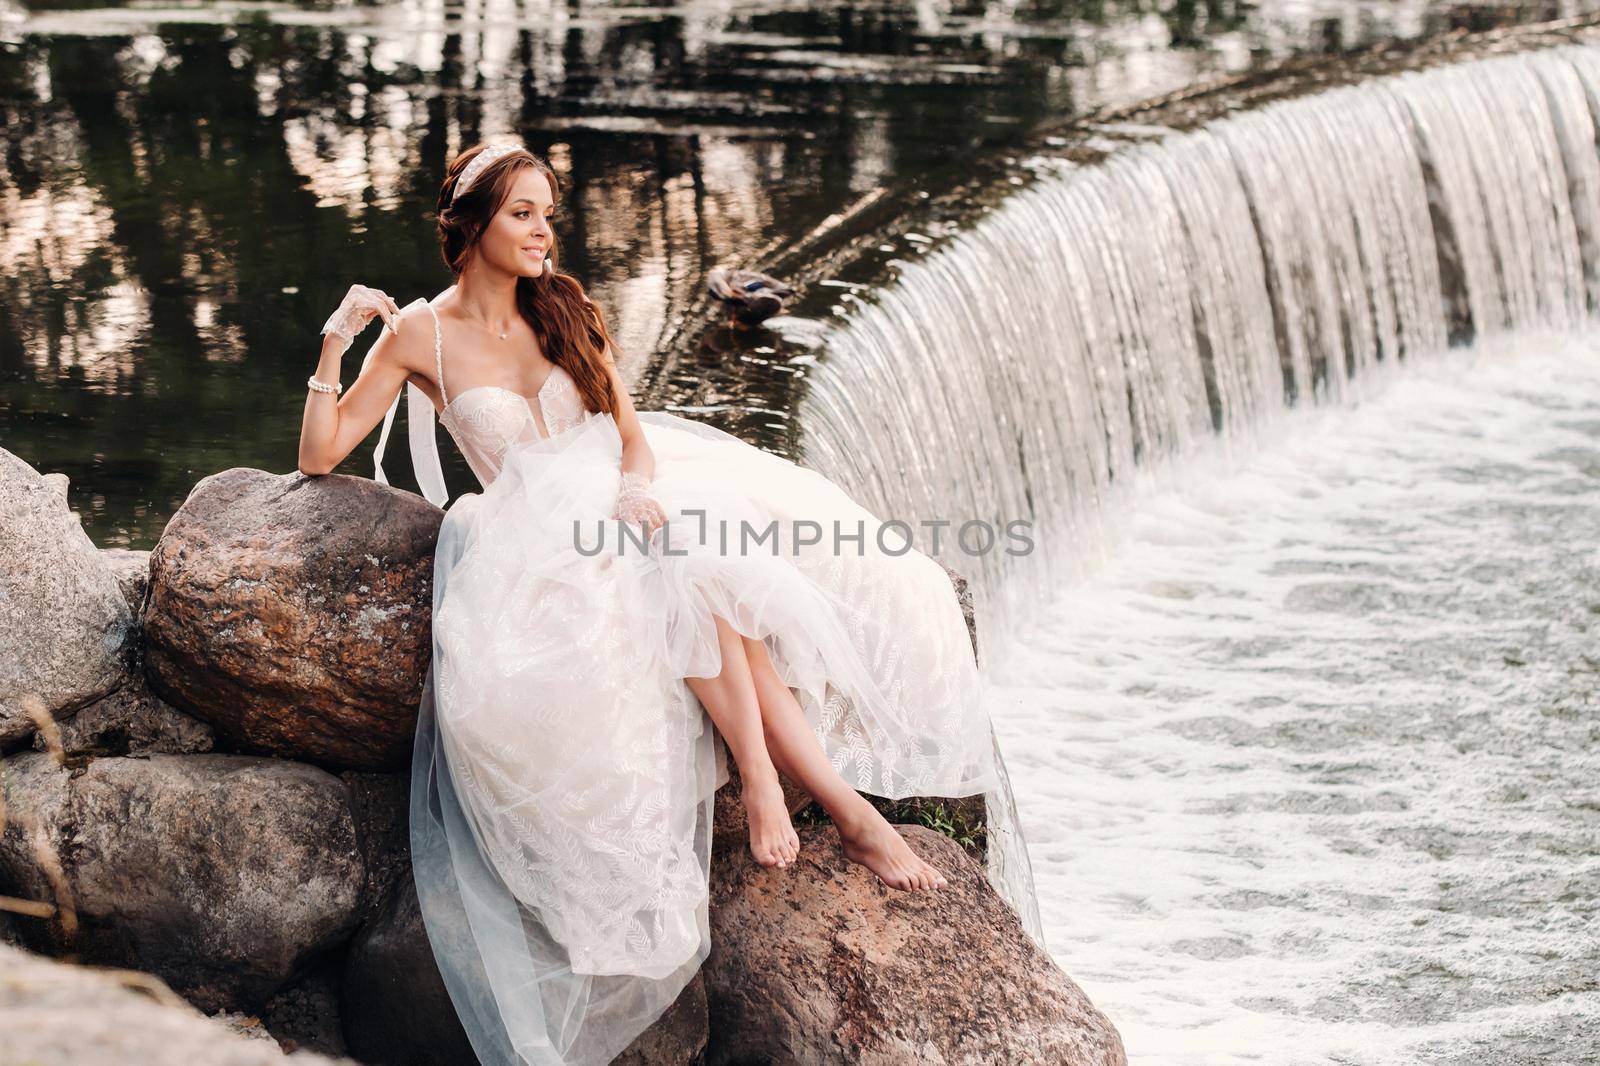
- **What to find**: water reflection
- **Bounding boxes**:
[0,0,1590,546]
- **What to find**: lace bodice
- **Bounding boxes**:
[429,296,593,487]
[363,289,595,508]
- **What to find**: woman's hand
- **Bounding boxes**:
[612,471,667,539]
[321,284,402,349]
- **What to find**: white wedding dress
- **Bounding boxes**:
[365,287,1043,1065]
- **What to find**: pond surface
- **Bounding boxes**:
[0,0,1588,546]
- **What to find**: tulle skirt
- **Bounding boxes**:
[409,409,1042,1065]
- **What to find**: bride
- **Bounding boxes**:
[296,142,1041,1065]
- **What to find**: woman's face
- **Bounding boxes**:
[475,166,557,277]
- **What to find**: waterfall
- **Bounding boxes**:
[797,43,1600,654]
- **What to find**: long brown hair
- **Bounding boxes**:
[436,144,619,416]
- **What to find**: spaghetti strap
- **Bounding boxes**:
[426,300,448,407]
[364,292,451,510]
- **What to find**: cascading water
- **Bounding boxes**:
[798,44,1600,652]
[795,42,1600,1065]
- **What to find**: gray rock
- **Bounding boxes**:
[36,670,215,758]
[940,563,979,663]
[0,942,355,1064]
[705,825,1126,1066]
[101,547,152,614]
[143,468,441,771]
[0,449,134,748]
[338,770,410,929]
[0,752,365,1012]
[40,471,70,502]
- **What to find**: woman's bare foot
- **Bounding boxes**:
[742,766,800,868]
[835,800,949,891]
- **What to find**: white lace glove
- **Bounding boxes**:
[612,471,666,536]
[321,284,401,347]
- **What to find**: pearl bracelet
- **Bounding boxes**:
[307,375,343,395]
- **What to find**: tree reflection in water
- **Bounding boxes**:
[0,0,1578,546]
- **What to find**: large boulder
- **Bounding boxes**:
[0,942,355,1064]
[143,469,441,771]
[705,825,1125,1066]
[25,545,215,760]
[0,452,134,748]
[0,752,366,1011]
[341,878,708,1065]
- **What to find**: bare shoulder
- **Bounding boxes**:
[364,300,435,376]
[385,299,451,407]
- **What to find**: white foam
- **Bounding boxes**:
[988,328,1600,1064]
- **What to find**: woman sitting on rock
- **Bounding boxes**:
[294,141,1039,1066]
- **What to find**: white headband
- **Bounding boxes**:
[452,143,522,204]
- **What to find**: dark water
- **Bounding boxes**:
[0,0,1588,548]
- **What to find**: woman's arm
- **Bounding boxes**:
[606,360,655,483]
[298,297,418,476]
[600,346,667,534]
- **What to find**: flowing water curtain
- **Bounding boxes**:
[1392,53,1592,337]
[800,42,1600,644]
[1547,48,1600,311]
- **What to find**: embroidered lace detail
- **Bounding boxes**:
[431,559,709,974]
[540,369,591,439]
[438,388,539,487]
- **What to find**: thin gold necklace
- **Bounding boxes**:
[461,305,515,341]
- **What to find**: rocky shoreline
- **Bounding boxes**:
[0,448,1125,1065]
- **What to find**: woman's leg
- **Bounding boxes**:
[684,615,799,869]
[740,634,948,892]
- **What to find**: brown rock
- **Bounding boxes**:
[0,450,134,748]
[0,752,365,1011]
[143,468,441,771]
[705,825,1125,1066]
[0,942,356,1064]
[615,968,709,1066]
